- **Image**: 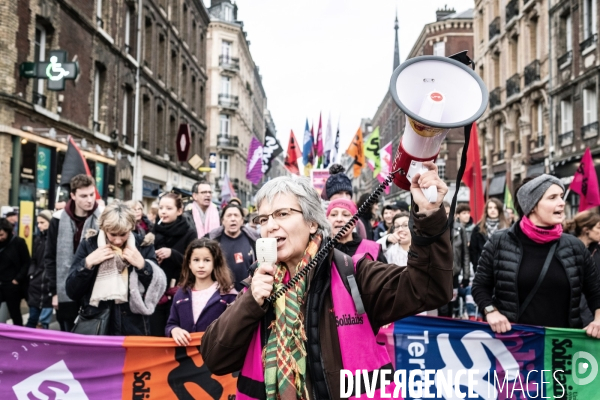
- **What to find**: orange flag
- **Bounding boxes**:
[346,127,365,178]
[284,130,301,175]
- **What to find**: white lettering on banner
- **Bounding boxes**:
[12,360,89,400]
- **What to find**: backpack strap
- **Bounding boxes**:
[332,249,366,315]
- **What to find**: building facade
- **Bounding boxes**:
[473,0,551,199]
[206,0,268,207]
[367,8,474,203]
[549,0,600,215]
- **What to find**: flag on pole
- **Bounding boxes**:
[302,119,313,170]
[346,127,365,178]
[316,113,324,159]
[331,121,340,164]
[59,136,101,199]
[262,130,283,175]
[246,137,264,185]
[220,173,236,207]
[463,123,485,223]
[364,127,381,177]
[284,130,301,175]
[323,113,333,168]
[378,141,393,194]
[504,184,515,213]
[571,147,600,212]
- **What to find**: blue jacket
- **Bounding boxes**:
[165,286,237,336]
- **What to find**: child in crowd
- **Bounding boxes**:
[165,239,237,345]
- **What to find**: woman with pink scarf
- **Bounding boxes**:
[472,174,600,338]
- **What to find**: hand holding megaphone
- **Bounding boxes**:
[409,161,448,211]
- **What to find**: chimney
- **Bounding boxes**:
[436,4,456,21]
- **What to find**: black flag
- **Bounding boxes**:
[261,130,283,175]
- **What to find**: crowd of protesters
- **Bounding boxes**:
[1,166,600,349]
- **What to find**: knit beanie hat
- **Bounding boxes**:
[324,164,353,200]
[516,174,565,216]
[38,210,53,223]
[326,198,358,217]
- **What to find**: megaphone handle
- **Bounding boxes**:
[422,185,438,203]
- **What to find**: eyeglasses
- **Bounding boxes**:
[394,224,409,231]
[253,208,302,226]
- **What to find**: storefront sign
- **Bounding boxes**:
[209,153,217,169]
[18,201,34,254]
[95,163,105,197]
[36,146,51,190]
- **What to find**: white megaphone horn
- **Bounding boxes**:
[389,53,488,201]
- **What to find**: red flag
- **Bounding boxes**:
[571,147,600,211]
[316,113,324,157]
[463,123,485,223]
[284,130,301,175]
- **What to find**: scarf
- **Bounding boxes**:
[64,199,98,250]
[264,234,322,400]
[89,230,134,307]
[485,218,500,238]
[192,202,220,238]
[519,215,563,244]
[153,216,190,249]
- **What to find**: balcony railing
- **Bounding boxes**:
[582,121,599,140]
[218,94,239,110]
[506,73,520,98]
[217,134,239,147]
[489,17,501,41]
[524,59,540,86]
[32,91,47,107]
[219,55,240,71]
[580,34,598,53]
[506,0,519,24]
[557,50,573,68]
[558,131,574,147]
[490,87,501,108]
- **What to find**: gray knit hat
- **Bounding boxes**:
[516,174,565,216]
[38,210,53,223]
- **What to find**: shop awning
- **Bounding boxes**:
[488,175,506,196]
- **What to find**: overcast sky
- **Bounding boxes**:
[231,0,475,156]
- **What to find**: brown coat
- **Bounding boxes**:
[200,206,453,399]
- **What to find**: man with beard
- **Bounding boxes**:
[206,203,258,291]
[45,174,101,331]
[185,181,220,238]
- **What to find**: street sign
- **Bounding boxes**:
[188,154,203,169]
[176,124,191,162]
[18,50,79,91]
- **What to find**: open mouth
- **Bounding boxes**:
[275,237,286,247]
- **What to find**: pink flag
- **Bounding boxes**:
[377,141,393,194]
[571,147,600,211]
[316,113,324,157]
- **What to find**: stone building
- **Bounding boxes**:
[206,0,268,207]
[473,0,551,199]
[549,0,600,215]
[367,8,474,203]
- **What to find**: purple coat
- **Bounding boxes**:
[165,286,237,336]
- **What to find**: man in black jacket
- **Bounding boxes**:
[0,218,31,326]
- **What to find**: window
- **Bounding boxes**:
[191,21,197,57]
[170,49,178,93]
[171,0,179,28]
[122,86,134,145]
[537,102,543,138]
[530,19,538,60]
[561,99,573,133]
[168,115,177,158]
[142,95,151,150]
[220,114,230,136]
[493,56,500,88]
[97,0,105,28]
[182,4,188,41]
[510,37,518,75]
[499,124,505,151]
[566,14,572,51]
[223,4,233,22]
[221,76,231,95]
[181,64,187,104]
[222,40,232,60]
[583,86,598,125]
[156,105,164,154]
[219,154,230,177]
[191,76,196,112]
[583,0,597,39]
[433,41,445,56]
[33,25,47,105]
[158,34,166,81]
[124,6,136,56]
[144,17,152,69]
[93,64,106,133]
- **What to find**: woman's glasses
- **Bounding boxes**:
[253,208,302,226]
[394,223,409,231]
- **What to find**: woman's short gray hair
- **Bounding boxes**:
[255,176,330,237]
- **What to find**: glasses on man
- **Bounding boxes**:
[253,208,302,226]
[394,223,409,231]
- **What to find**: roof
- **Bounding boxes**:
[441,8,474,20]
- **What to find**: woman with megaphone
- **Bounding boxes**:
[472,175,600,338]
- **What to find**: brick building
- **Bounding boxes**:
[550,0,600,215]
[366,8,475,203]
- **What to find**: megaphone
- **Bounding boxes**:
[389,54,488,200]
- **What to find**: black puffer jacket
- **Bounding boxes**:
[472,224,600,328]
[27,231,52,308]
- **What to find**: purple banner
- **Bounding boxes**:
[0,324,125,399]
[246,137,264,185]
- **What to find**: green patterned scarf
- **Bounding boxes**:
[263,234,322,399]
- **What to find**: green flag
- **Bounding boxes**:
[504,184,515,212]
[364,127,380,177]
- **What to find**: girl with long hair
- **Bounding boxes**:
[469,198,509,272]
[166,239,236,345]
